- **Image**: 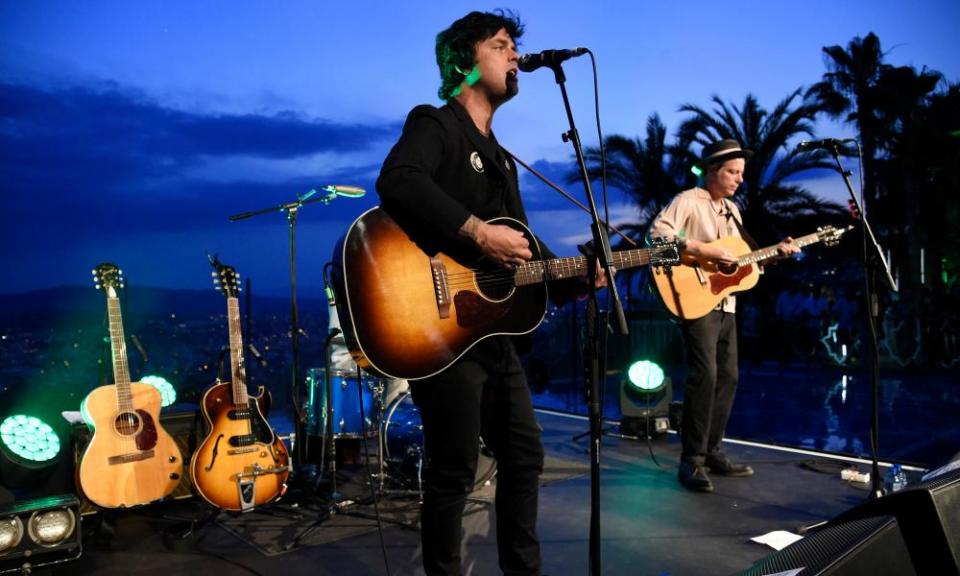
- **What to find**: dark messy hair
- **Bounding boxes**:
[435,9,524,101]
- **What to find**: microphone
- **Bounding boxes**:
[517,48,587,72]
[323,184,365,198]
[300,185,366,203]
[796,138,856,151]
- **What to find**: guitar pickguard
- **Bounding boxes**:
[133,409,159,451]
[454,290,512,328]
[708,264,754,295]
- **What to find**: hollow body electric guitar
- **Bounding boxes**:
[190,256,290,512]
[651,225,852,320]
[333,207,680,380]
[78,264,183,508]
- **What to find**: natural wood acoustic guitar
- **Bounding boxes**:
[651,225,851,320]
[78,263,183,508]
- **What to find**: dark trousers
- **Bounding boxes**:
[409,337,544,576]
[679,310,739,465]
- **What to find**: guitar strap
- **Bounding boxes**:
[724,200,760,250]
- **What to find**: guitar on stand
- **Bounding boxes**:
[190,256,290,512]
[78,263,183,508]
[651,225,852,320]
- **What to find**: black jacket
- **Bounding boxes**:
[376,99,556,262]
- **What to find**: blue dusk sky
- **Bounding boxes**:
[2,1,958,297]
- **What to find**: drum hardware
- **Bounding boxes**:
[379,391,496,499]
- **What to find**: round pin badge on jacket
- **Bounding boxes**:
[470,151,484,173]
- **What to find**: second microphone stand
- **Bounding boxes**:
[229,187,347,476]
[825,144,897,499]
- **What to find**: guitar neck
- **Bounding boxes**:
[226,297,249,405]
[106,296,135,411]
[515,247,661,286]
[738,231,825,267]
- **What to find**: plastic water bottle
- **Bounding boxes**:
[884,464,908,494]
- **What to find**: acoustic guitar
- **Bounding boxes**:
[190,256,290,512]
[78,263,183,508]
[333,207,680,380]
[651,225,851,320]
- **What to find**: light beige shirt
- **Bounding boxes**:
[649,187,743,313]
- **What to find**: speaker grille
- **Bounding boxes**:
[738,516,916,575]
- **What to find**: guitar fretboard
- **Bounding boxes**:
[227,297,249,407]
[515,247,668,286]
[107,295,134,413]
[737,232,825,266]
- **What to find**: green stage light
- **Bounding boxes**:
[142,375,176,407]
[0,415,61,464]
[626,360,665,392]
[621,360,672,437]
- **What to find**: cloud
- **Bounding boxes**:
[0,80,398,226]
[0,79,399,292]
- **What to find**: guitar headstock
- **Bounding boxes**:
[208,253,241,298]
[649,239,681,267]
[92,263,123,298]
[817,225,854,247]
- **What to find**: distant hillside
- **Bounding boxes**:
[0,285,327,329]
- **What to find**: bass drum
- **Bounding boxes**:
[382,391,496,491]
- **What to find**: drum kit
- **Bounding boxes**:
[304,368,496,495]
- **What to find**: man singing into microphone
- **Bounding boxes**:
[650,139,800,493]
[377,10,602,575]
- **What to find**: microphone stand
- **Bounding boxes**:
[228,188,343,478]
[542,58,627,576]
[825,143,897,499]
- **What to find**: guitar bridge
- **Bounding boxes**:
[430,256,451,319]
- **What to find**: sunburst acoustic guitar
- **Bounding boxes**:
[78,263,183,508]
[333,207,680,380]
[651,225,852,320]
[190,256,290,512]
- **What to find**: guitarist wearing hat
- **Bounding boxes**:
[650,139,800,493]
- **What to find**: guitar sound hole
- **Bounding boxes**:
[115,411,141,436]
[475,268,515,301]
[717,262,738,275]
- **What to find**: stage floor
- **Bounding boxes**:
[52,411,881,576]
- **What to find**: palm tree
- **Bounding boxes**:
[572,114,684,245]
[807,32,885,206]
[675,90,847,245]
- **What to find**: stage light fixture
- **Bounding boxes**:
[141,375,176,407]
[0,415,60,465]
[0,494,81,574]
[620,360,672,437]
